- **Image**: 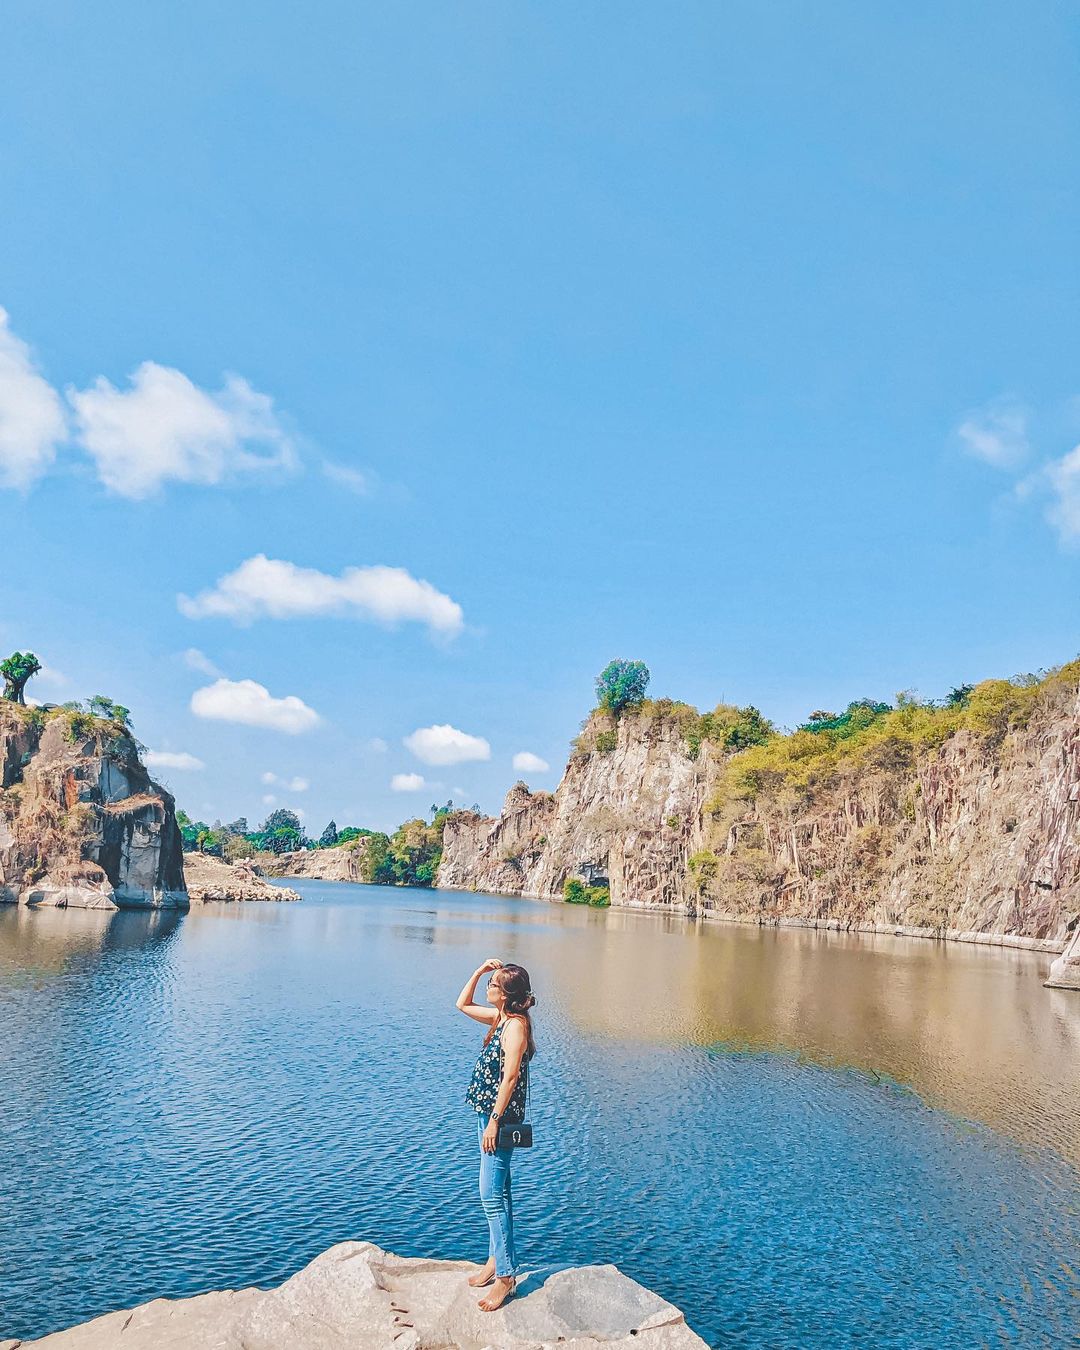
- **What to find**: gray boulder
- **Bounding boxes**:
[2,1240,707,1348]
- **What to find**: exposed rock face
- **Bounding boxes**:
[439,693,1080,963]
[439,713,703,908]
[1046,922,1080,989]
[260,840,369,883]
[0,706,186,910]
[184,853,300,903]
[1,1240,707,1348]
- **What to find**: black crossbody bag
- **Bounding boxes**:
[496,1052,533,1150]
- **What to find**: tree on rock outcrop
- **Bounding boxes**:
[1,651,41,704]
[258,808,307,854]
[595,659,650,716]
[88,694,132,727]
[319,819,339,848]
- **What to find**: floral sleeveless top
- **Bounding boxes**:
[465,1019,531,1121]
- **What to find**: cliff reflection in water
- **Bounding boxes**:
[543,905,1080,1168]
[0,903,182,983]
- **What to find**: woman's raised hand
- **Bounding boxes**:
[477,957,503,974]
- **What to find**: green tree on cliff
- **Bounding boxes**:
[319,819,339,848]
[257,807,307,854]
[88,694,132,727]
[595,659,650,716]
[1,651,42,704]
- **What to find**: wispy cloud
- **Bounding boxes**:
[956,398,1031,470]
[145,749,205,772]
[0,308,67,489]
[183,647,223,678]
[1043,444,1080,546]
[190,677,321,734]
[179,554,464,638]
[391,772,427,792]
[0,311,305,499]
[404,724,490,766]
[261,770,310,792]
[68,362,297,498]
[321,459,369,495]
[512,751,549,774]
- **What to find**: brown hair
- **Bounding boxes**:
[483,963,538,1060]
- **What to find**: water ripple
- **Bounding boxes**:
[0,885,1078,1347]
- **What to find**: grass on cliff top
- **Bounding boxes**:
[717,659,1080,804]
[575,659,1080,808]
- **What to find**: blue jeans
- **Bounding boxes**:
[477,1110,517,1277]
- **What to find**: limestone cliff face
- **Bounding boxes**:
[260,838,369,882]
[0,705,187,910]
[439,710,707,907]
[438,690,1080,956]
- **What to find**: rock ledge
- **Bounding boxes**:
[1,1240,707,1349]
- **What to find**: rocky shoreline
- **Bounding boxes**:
[0,1240,707,1349]
[183,853,300,904]
[438,681,1080,986]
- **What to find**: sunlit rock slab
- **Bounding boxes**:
[2,1240,707,1348]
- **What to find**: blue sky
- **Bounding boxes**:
[1,3,1078,833]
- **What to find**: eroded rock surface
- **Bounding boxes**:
[1,1240,707,1349]
[439,692,1080,966]
[184,853,300,903]
[0,705,186,910]
[259,840,369,882]
[1046,923,1080,989]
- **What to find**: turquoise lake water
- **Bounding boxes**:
[1,880,1079,1346]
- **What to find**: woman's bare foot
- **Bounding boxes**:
[467,1257,495,1287]
[478,1274,516,1312]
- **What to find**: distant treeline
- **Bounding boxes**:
[178,799,481,888]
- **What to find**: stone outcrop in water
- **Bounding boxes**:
[439,682,1080,967]
[1046,922,1080,989]
[184,853,300,903]
[259,838,369,883]
[0,705,186,910]
[0,1240,707,1348]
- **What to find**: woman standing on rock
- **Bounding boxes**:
[456,957,537,1313]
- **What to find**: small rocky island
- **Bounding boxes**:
[0,700,187,910]
[0,1241,707,1348]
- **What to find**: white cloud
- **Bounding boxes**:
[145,750,205,772]
[0,308,67,489]
[261,770,310,791]
[183,647,223,678]
[368,737,389,754]
[404,724,491,766]
[957,399,1030,470]
[512,751,550,774]
[190,677,321,735]
[68,362,297,499]
[35,664,69,690]
[1045,444,1080,545]
[322,459,368,494]
[178,554,464,637]
[262,793,277,805]
[391,772,427,792]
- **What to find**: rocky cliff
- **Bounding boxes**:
[259,838,369,882]
[439,676,1080,960]
[0,704,186,910]
[0,1240,706,1348]
[184,853,300,903]
[439,710,704,908]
